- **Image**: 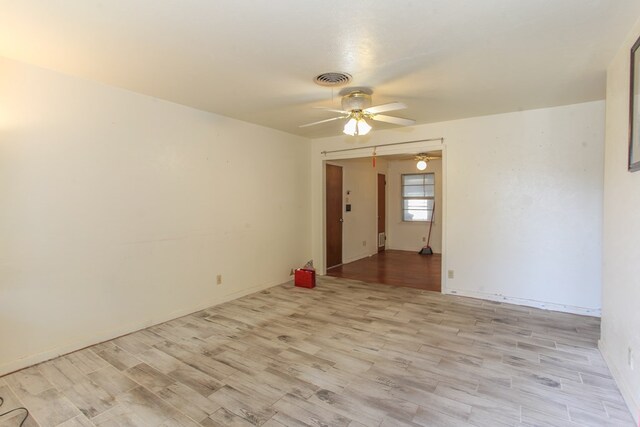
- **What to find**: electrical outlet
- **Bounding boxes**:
[629,347,635,370]
[448,270,454,279]
[362,240,366,247]
[422,236,426,242]
[216,274,222,285]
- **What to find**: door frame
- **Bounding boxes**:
[318,141,447,293]
[377,173,386,252]
[325,163,343,269]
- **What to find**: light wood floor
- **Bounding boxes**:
[0,276,633,426]
[327,250,442,292]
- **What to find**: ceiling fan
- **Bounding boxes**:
[300,89,415,136]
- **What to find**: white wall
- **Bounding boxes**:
[328,158,387,264]
[0,57,311,375]
[312,101,604,315]
[600,16,640,424]
[387,159,443,254]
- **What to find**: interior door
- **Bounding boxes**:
[377,173,386,252]
[326,164,343,269]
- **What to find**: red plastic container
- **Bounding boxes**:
[294,268,316,288]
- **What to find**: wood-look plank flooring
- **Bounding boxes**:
[327,250,441,292]
[0,276,633,426]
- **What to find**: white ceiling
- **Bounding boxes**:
[1,1,639,138]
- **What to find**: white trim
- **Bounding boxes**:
[440,145,448,294]
[0,280,279,377]
[599,340,639,425]
[322,140,444,161]
[443,288,601,316]
[342,251,380,265]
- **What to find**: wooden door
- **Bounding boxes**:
[326,164,343,268]
[377,173,386,252]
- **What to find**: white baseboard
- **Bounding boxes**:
[342,251,378,264]
[599,339,639,425]
[388,244,441,254]
[443,288,601,317]
[0,279,280,377]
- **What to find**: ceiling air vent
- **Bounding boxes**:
[314,72,352,87]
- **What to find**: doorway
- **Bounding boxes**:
[325,163,343,269]
[323,150,444,292]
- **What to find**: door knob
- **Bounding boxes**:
[339,218,344,223]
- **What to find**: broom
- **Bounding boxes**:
[418,200,435,255]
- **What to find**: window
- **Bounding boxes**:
[402,173,435,221]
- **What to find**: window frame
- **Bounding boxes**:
[401,173,435,222]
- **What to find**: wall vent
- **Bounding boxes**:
[314,72,352,87]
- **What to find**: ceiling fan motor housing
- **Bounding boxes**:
[342,91,372,112]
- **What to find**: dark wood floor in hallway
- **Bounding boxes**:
[326,250,441,292]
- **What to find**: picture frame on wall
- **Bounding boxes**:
[629,35,640,172]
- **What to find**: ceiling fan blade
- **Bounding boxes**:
[364,102,406,114]
[371,114,416,126]
[313,106,349,114]
[299,116,347,128]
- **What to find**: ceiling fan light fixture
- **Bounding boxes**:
[343,116,372,136]
[357,118,372,135]
[343,118,358,136]
[416,153,429,170]
[300,88,413,135]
